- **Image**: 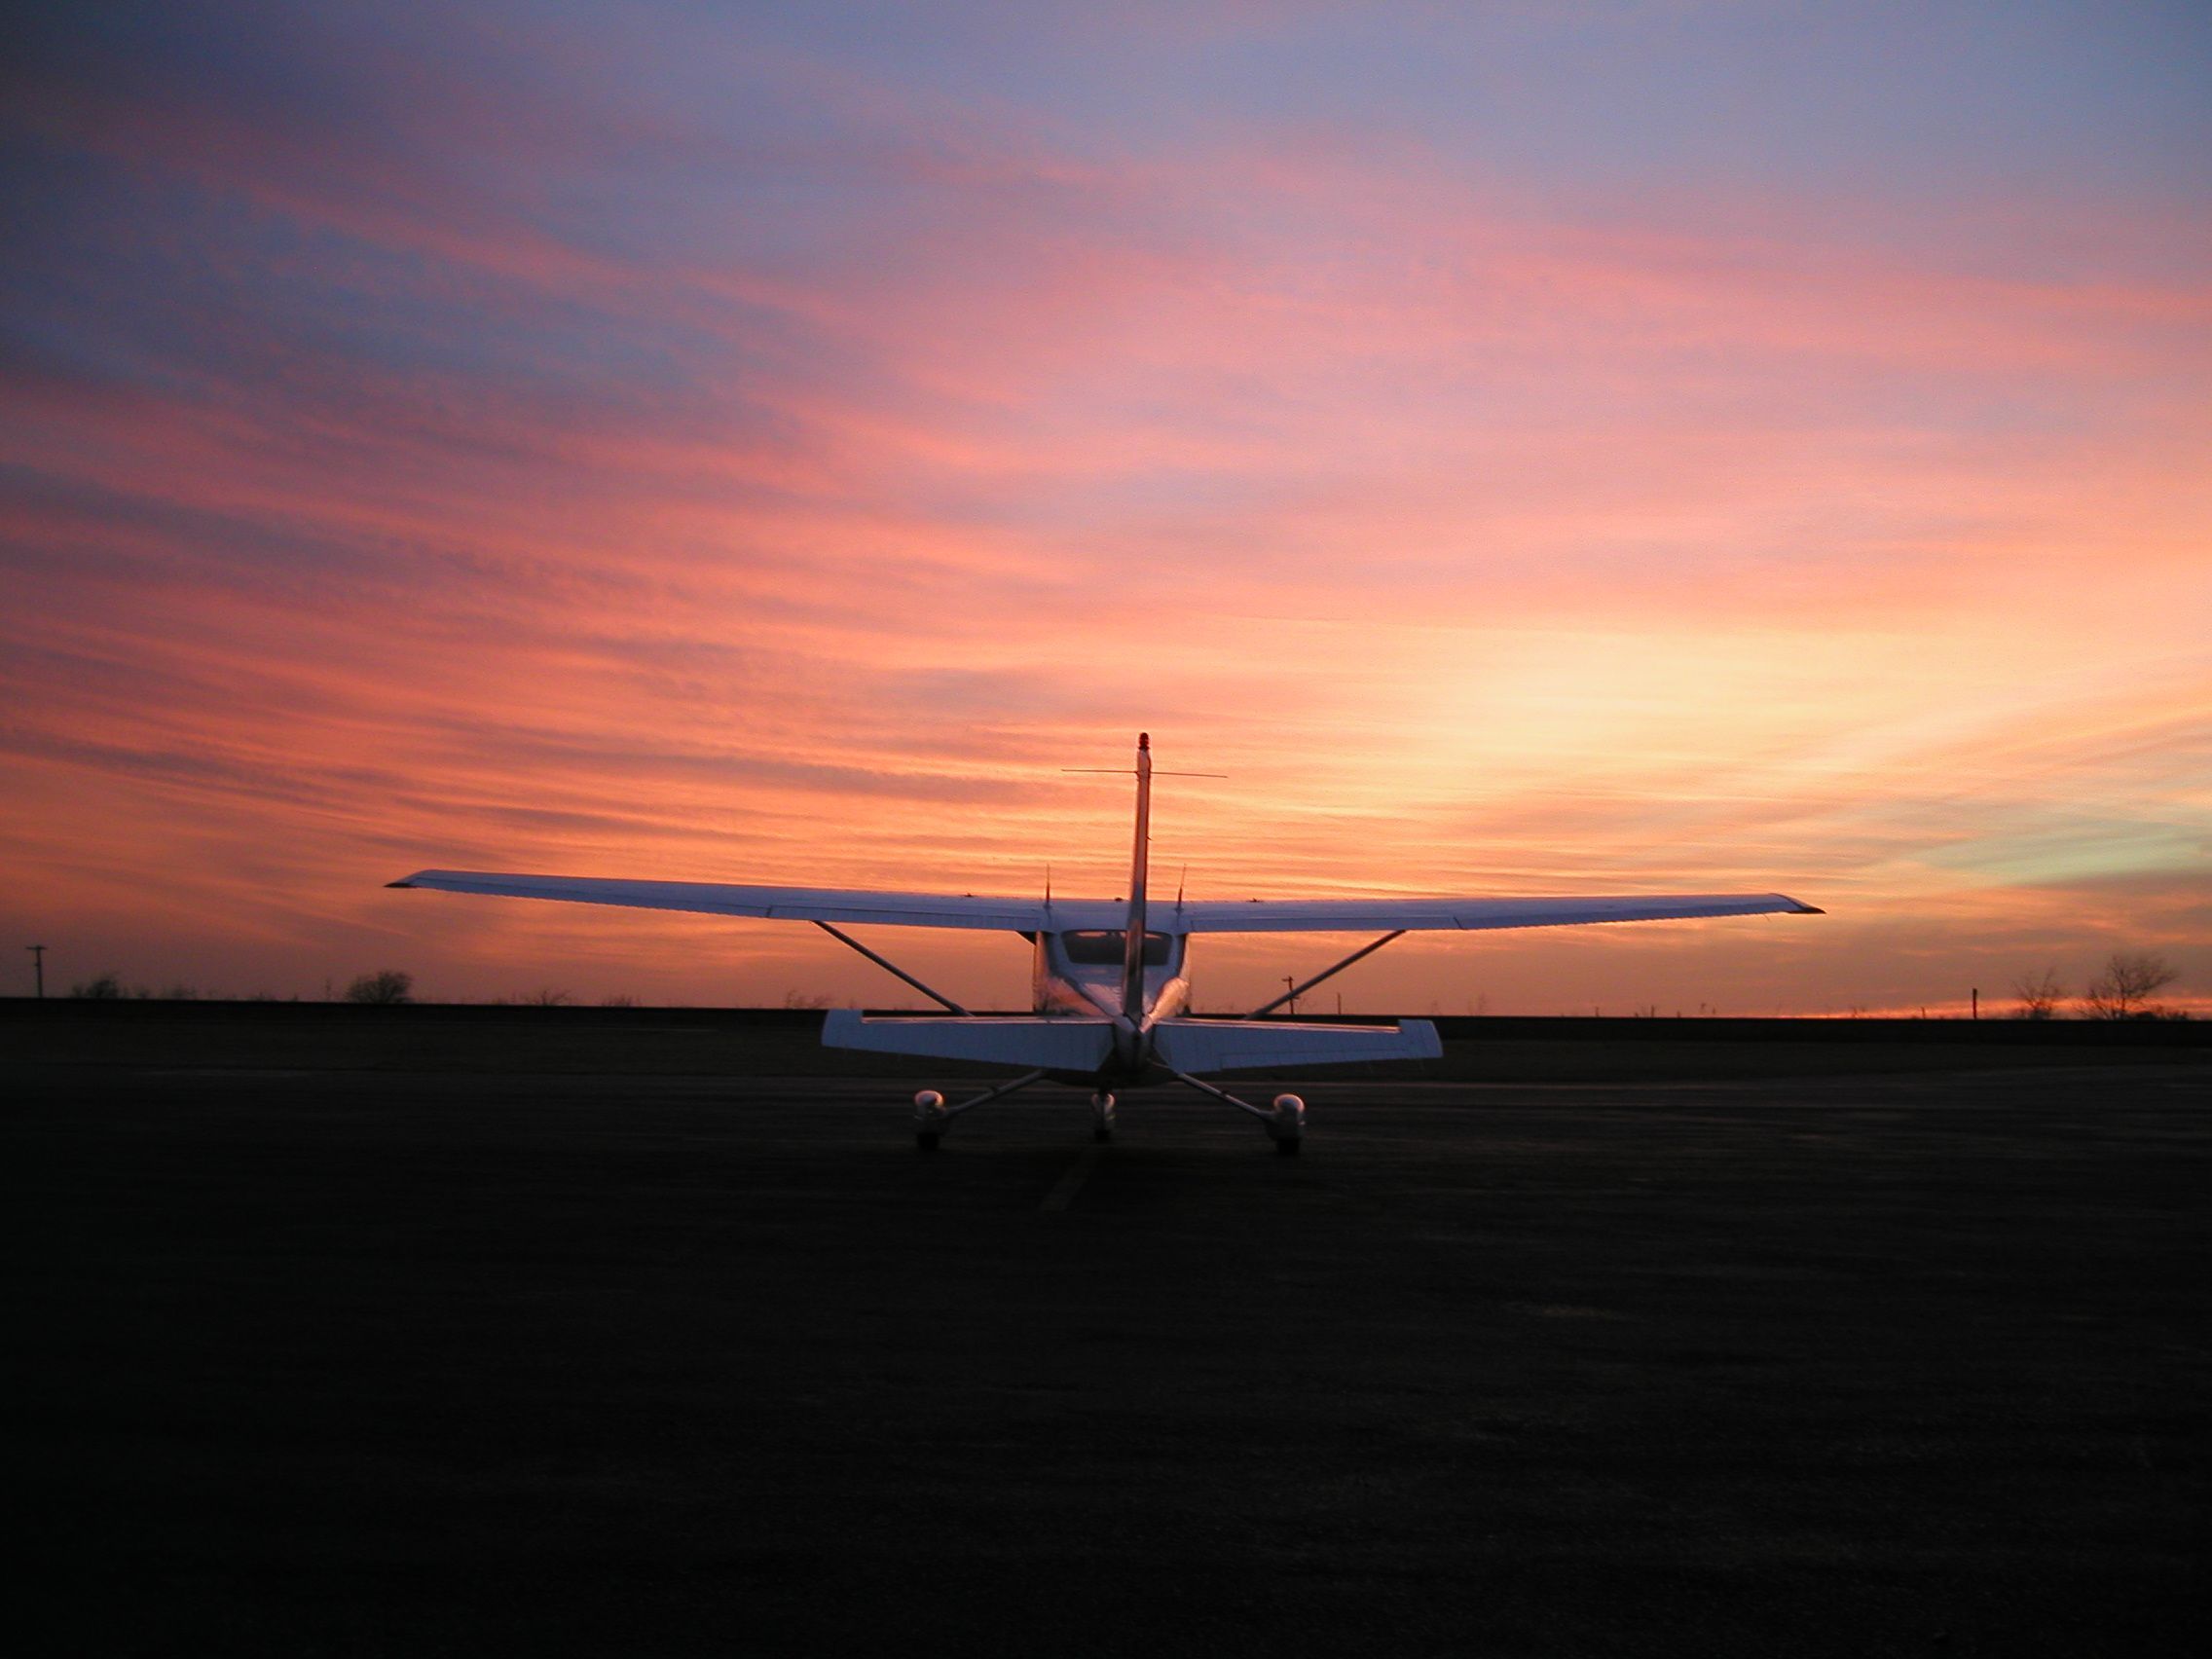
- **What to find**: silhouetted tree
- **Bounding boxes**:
[345,969,414,1005]
[72,971,122,999]
[2083,951,2177,1020]
[2009,967,2065,1020]
[521,987,571,1007]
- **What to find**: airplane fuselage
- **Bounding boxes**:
[1031,926,1191,1082]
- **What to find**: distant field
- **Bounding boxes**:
[7,999,2202,1083]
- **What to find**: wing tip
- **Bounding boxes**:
[1786,898,1825,914]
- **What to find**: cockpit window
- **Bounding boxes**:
[1059,930,1173,966]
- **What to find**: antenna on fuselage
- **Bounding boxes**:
[1062,740,1226,784]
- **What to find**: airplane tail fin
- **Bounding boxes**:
[1121,732,1151,1023]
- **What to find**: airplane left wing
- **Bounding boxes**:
[386,870,1120,933]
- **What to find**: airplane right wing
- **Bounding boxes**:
[1170,893,1821,935]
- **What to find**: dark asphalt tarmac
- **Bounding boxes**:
[7,1062,2206,1656]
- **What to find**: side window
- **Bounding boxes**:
[1061,930,1123,965]
[1057,930,1175,966]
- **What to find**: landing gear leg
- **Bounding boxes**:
[1164,1070,1309,1155]
[910,1069,1051,1151]
[1090,1090,1117,1143]
[913,1090,948,1152]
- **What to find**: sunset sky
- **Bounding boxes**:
[4,0,2206,1015]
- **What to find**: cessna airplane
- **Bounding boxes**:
[390,734,1819,1153]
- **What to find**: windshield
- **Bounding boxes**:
[1059,929,1173,967]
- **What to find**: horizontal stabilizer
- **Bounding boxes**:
[1152,1017,1442,1075]
[822,1011,1115,1071]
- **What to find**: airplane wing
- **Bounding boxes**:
[1168,893,1822,934]
[385,870,1124,933]
[391,871,1818,936]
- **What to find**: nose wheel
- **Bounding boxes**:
[1089,1089,1117,1142]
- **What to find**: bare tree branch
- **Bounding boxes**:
[2009,966,2066,1020]
[2082,952,2178,1020]
[346,969,414,1005]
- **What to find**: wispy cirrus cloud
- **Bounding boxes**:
[2,2,2205,1012]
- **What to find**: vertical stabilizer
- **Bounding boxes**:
[1122,732,1152,1021]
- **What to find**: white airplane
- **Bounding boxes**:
[390,734,1819,1153]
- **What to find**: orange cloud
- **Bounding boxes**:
[3,13,2205,1014]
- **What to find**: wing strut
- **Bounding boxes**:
[812,921,972,1015]
[1241,931,1407,1019]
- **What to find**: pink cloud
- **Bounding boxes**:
[3,25,2206,1014]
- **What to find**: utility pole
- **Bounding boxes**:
[1971,986,1978,1020]
[27,943,46,999]
[1282,975,1298,1016]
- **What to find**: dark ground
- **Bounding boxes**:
[6,1018,2206,1656]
